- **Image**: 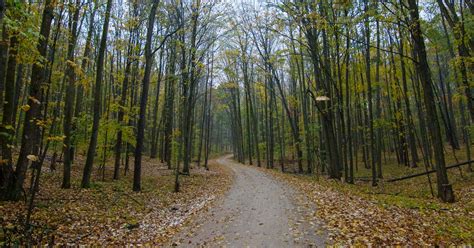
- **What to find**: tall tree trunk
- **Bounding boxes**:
[134,0,159,192]
[197,60,210,166]
[182,0,201,175]
[62,0,81,189]
[408,0,454,203]
[364,0,377,186]
[0,22,8,116]
[82,0,113,188]
[163,41,176,170]
[374,10,383,178]
[0,30,18,193]
[2,0,54,201]
[113,35,133,180]
[398,19,419,167]
[150,48,164,158]
[204,49,214,170]
[74,4,96,118]
[435,49,460,150]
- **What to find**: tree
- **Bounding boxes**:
[82,0,113,188]
[1,0,55,201]
[436,0,474,123]
[62,0,81,189]
[407,0,454,203]
[134,0,160,192]
[181,0,201,175]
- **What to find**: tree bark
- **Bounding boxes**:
[134,0,160,192]
[82,0,113,188]
[408,0,454,203]
[62,0,81,189]
[2,0,54,201]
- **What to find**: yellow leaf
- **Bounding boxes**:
[21,104,31,112]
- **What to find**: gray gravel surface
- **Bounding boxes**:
[171,155,327,247]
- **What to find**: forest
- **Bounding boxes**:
[0,0,473,246]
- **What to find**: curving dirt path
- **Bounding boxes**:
[171,155,327,247]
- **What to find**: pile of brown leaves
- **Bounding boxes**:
[0,157,233,246]
[265,170,474,246]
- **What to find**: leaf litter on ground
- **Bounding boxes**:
[262,168,473,246]
[0,156,233,246]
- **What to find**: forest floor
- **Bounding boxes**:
[170,154,328,247]
[2,152,472,246]
[264,149,474,246]
[0,155,232,246]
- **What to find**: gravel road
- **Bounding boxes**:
[172,155,327,247]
